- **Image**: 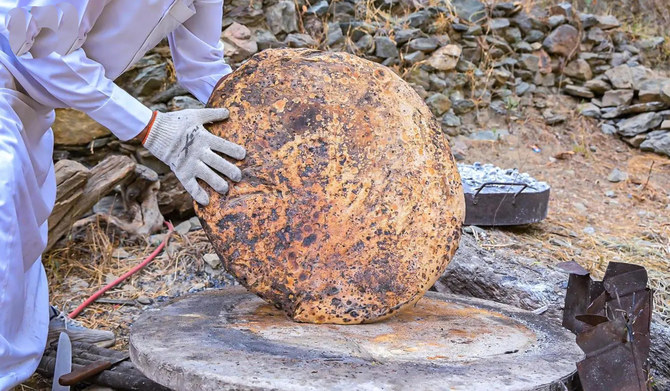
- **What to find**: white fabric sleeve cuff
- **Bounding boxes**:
[85,85,153,141]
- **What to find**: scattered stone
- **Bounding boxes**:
[564,59,592,81]
[564,85,594,99]
[604,65,633,89]
[427,44,462,71]
[623,134,647,148]
[255,29,283,50]
[601,102,668,119]
[451,0,486,23]
[355,34,374,53]
[640,130,670,157]
[452,99,476,115]
[543,24,579,57]
[596,15,620,30]
[403,50,425,64]
[265,1,298,35]
[525,29,545,43]
[175,220,192,235]
[408,37,439,52]
[441,111,462,128]
[579,103,601,117]
[284,33,317,48]
[601,89,634,107]
[504,27,522,43]
[489,18,510,30]
[548,15,566,28]
[636,36,665,50]
[617,112,663,137]
[543,109,567,125]
[638,79,670,103]
[306,0,329,16]
[326,22,344,46]
[222,22,258,62]
[661,84,670,105]
[137,296,153,305]
[601,123,617,135]
[605,190,616,198]
[426,93,452,115]
[514,41,533,52]
[519,53,540,72]
[585,78,611,94]
[469,129,509,140]
[661,120,670,130]
[394,28,421,44]
[607,168,628,183]
[374,36,399,58]
[516,82,531,96]
[582,226,595,235]
[203,253,222,269]
[132,63,168,96]
[168,96,203,111]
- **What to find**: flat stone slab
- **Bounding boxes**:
[130,287,583,391]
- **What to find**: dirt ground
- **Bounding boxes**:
[21,91,669,390]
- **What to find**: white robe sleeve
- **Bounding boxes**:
[168,0,232,104]
[15,49,153,141]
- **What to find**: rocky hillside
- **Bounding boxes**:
[50,0,670,217]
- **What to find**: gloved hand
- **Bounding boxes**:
[142,108,246,205]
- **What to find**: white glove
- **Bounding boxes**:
[143,108,246,205]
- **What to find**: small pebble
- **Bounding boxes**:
[583,226,595,235]
[605,190,616,198]
[607,168,627,183]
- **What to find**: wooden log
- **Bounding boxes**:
[47,155,136,250]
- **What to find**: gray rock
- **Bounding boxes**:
[640,130,670,157]
[525,29,545,43]
[543,110,567,125]
[168,96,204,111]
[585,78,611,94]
[548,15,566,28]
[429,74,447,91]
[374,36,398,58]
[617,112,663,137]
[601,123,617,135]
[452,99,476,115]
[601,102,669,119]
[405,67,431,89]
[306,0,329,16]
[469,129,508,140]
[661,120,670,130]
[451,0,486,23]
[501,26,521,44]
[491,2,516,17]
[132,63,168,97]
[326,23,344,46]
[601,89,634,107]
[579,103,601,117]
[579,13,599,29]
[265,1,298,35]
[394,28,421,45]
[404,9,431,29]
[441,111,462,127]
[605,65,633,89]
[339,21,376,41]
[489,18,510,30]
[564,59,593,81]
[221,22,258,62]
[331,1,355,18]
[610,52,632,67]
[427,44,462,71]
[636,36,665,50]
[355,34,374,53]
[623,134,647,148]
[255,29,284,50]
[543,24,579,57]
[605,190,616,198]
[607,168,628,183]
[519,53,540,72]
[174,220,192,235]
[402,50,425,65]
[203,253,221,269]
[638,79,670,103]
[661,84,670,105]
[585,27,607,44]
[284,33,317,48]
[513,41,533,52]
[426,93,452,116]
[534,72,556,87]
[583,226,595,235]
[516,82,531,96]
[596,14,620,30]
[408,37,439,52]
[564,85,595,99]
[511,12,533,33]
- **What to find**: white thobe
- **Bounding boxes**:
[0,1,232,388]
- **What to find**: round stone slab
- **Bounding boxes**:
[130,287,583,391]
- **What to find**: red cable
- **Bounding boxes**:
[68,221,175,319]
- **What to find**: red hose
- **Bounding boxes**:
[68,221,175,319]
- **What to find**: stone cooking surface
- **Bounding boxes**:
[196,49,465,324]
[130,287,584,391]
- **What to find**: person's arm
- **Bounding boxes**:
[17,48,152,141]
[168,0,232,103]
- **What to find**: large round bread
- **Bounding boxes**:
[196,49,465,324]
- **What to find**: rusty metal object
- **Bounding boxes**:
[561,261,653,391]
[196,49,465,324]
[130,287,583,391]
